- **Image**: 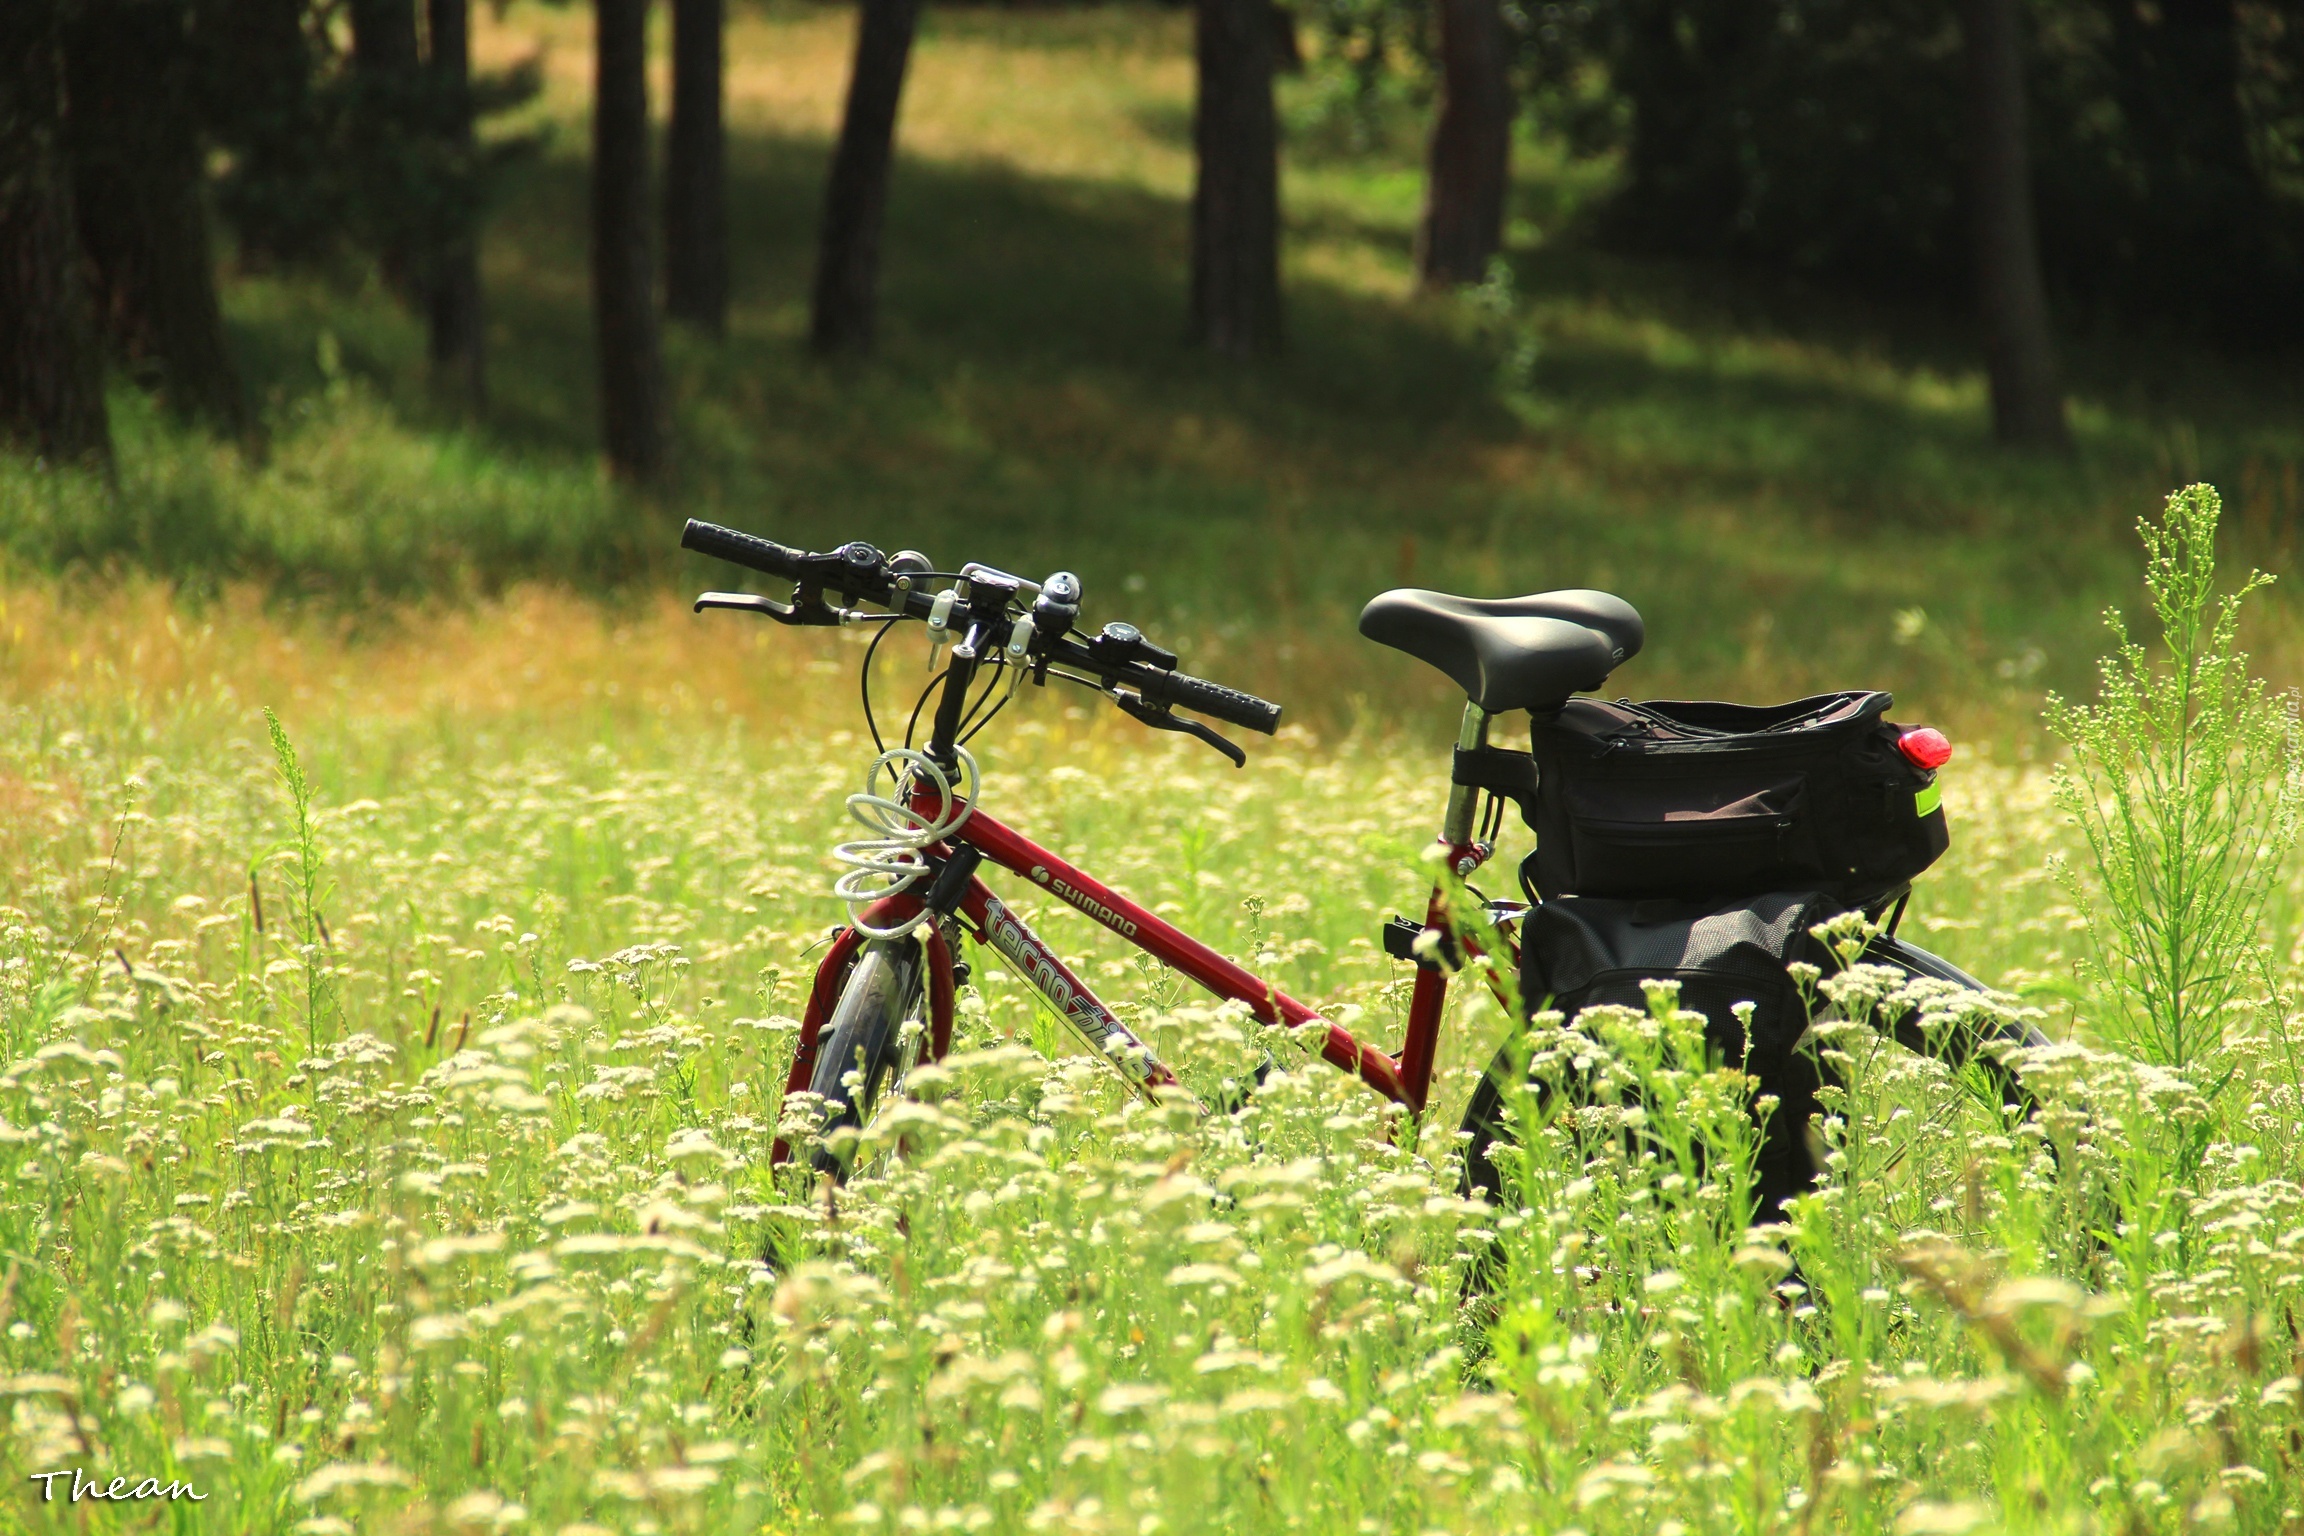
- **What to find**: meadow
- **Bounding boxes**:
[7,3,2304,1532]
[6,517,2304,1535]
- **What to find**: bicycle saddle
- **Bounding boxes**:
[1358,587,1645,713]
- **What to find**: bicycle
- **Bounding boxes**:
[679,519,2044,1205]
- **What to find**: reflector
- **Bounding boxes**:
[1898,727,1953,769]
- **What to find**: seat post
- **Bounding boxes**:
[1440,701,1491,846]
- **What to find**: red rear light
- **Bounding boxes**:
[1898,727,1953,770]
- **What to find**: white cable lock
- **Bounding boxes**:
[830,746,980,939]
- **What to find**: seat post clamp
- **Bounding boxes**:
[1451,745,1541,830]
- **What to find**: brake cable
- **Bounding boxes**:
[959,670,1019,746]
[858,610,907,755]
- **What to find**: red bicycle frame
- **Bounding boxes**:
[770,704,1523,1164]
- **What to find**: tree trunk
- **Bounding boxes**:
[1270,1,1302,74]
[666,0,728,334]
[0,0,113,467]
[63,0,248,435]
[1190,0,1283,356]
[427,0,486,404]
[1961,0,2069,451]
[1417,0,1513,289]
[594,0,668,480]
[811,0,921,354]
[349,0,423,296]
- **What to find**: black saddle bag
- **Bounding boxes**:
[1518,890,1842,1221]
[1522,691,1948,909]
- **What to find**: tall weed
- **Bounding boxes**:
[2046,483,2303,1076]
[263,707,336,1048]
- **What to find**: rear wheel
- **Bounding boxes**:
[808,938,929,1181]
[1460,934,2046,1223]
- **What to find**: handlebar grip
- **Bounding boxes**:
[681,519,806,581]
[1140,670,1283,735]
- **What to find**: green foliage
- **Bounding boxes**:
[1285,0,2304,338]
[197,0,540,277]
[0,384,643,596]
[263,705,336,1048]
[1532,0,2304,343]
[1588,0,1965,285]
[336,50,544,291]
[2046,484,2304,1073]
[1288,0,1433,155]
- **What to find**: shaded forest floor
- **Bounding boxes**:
[6,1,2304,739]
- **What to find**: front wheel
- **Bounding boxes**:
[808,938,929,1181]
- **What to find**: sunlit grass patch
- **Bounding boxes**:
[9,554,2304,1532]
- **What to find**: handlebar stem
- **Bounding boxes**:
[960,561,1038,597]
[927,630,984,770]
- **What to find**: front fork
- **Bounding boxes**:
[770,902,962,1167]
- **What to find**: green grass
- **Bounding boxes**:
[3,569,2303,1534]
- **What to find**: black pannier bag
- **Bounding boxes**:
[1522,691,1948,909]
[1461,890,1841,1222]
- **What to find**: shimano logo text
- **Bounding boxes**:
[1045,873,1139,938]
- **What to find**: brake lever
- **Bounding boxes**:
[694,589,847,626]
[1113,692,1246,768]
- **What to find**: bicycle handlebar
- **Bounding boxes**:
[680,520,809,582]
[681,518,1283,736]
[1137,669,1284,735]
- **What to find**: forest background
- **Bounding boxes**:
[5,0,2304,727]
